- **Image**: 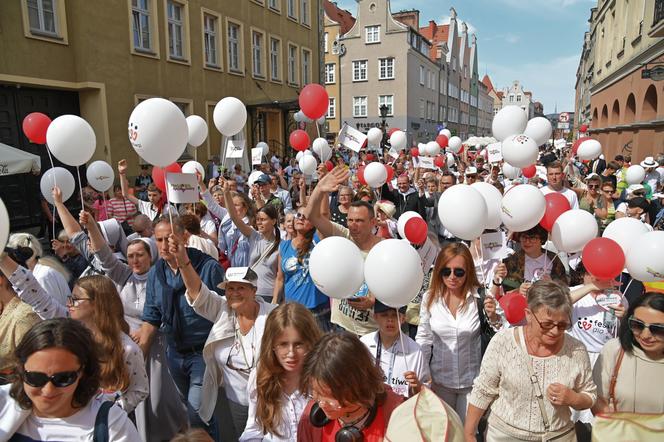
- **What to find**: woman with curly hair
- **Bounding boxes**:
[241,303,322,441]
[0,318,140,439]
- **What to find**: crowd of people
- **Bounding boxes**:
[1,141,664,442]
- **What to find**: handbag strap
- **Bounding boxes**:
[516,328,551,433]
[608,347,625,412]
[93,401,114,442]
[250,239,275,271]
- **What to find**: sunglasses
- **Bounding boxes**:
[23,369,81,388]
[587,184,599,189]
[628,317,664,341]
[295,212,308,220]
[440,267,466,278]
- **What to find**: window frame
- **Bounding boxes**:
[353,96,368,118]
[22,0,69,45]
[419,66,425,85]
[164,0,190,64]
[378,57,394,80]
[251,27,267,80]
[287,0,297,21]
[267,0,281,13]
[352,59,368,82]
[300,0,310,27]
[268,35,283,83]
[287,41,300,86]
[365,25,380,44]
[327,97,336,119]
[324,63,336,84]
[226,17,245,75]
[378,95,394,117]
[301,47,312,85]
[201,8,222,70]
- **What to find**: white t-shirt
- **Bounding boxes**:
[33,263,71,306]
[12,399,140,441]
[200,214,217,236]
[541,186,579,210]
[568,289,626,357]
[645,170,661,192]
[136,200,175,221]
[361,331,429,398]
[524,253,551,282]
[215,326,257,405]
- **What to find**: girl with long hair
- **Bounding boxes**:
[241,303,322,441]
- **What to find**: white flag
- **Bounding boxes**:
[337,123,367,153]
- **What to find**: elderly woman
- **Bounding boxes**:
[464,280,597,442]
[330,185,353,227]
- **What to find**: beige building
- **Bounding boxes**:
[0,0,321,227]
[575,0,664,161]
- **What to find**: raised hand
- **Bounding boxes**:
[118,159,128,175]
[317,166,350,193]
[52,186,63,205]
[78,210,93,227]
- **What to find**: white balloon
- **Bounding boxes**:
[296,150,312,161]
[502,163,522,180]
[363,162,388,188]
[625,165,645,185]
[397,211,422,239]
[492,105,528,141]
[317,115,326,125]
[213,97,247,136]
[309,237,365,299]
[577,139,602,161]
[390,130,407,151]
[602,217,650,257]
[128,98,188,167]
[501,134,539,168]
[46,115,96,167]
[367,128,383,147]
[551,209,598,253]
[293,111,304,123]
[418,143,427,156]
[182,160,205,180]
[500,184,545,232]
[40,167,75,204]
[426,141,441,156]
[312,138,332,162]
[446,152,456,167]
[364,239,424,307]
[86,161,115,192]
[248,170,264,186]
[185,115,208,147]
[470,182,503,229]
[523,117,552,146]
[439,129,452,139]
[0,198,9,252]
[299,154,318,175]
[448,136,462,153]
[256,141,269,156]
[626,231,664,282]
[438,185,488,240]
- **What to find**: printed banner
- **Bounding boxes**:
[166,173,200,204]
[418,156,435,169]
[487,142,503,164]
[225,139,245,159]
[251,147,262,165]
[481,231,508,260]
[417,237,440,272]
[337,123,367,153]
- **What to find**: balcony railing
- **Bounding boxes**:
[655,0,664,27]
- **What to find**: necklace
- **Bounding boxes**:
[338,407,370,427]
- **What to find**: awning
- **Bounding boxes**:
[0,142,42,176]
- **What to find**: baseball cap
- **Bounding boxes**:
[217,267,258,289]
[584,173,600,181]
[626,184,645,196]
[374,300,407,314]
[465,166,478,176]
[255,174,272,185]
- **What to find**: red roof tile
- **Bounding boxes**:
[482,75,494,92]
[497,91,504,99]
[324,0,356,35]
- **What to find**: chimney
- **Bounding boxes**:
[429,20,436,36]
[392,9,420,29]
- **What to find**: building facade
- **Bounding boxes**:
[500,80,535,119]
[575,0,664,161]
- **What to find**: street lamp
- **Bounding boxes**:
[379,104,389,153]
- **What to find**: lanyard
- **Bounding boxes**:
[375,337,398,384]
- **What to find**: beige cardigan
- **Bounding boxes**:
[593,338,664,413]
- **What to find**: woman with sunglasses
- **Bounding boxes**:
[241,302,322,441]
[593,180,617,234]
[592,292,664,414]
[465,280,596,442]
[0,318,140,440]
[572,174,602,216]
[416,243,500,423]
[173,228,277,440]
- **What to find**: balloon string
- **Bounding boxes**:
[397,307,411,373]
[316,121,321,139]
[165,174,175,228]
[76,167,85,215]
[46,144,57,239]
[474,239,487,287]
[102,192,107,220]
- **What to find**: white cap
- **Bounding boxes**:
[465,166,478,176]
[217,267,258,289]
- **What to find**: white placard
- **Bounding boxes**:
[225,139,245,159]
[481,231,508,260]
[417,237,439,272]
[595,291,624,311]
[487,142,503,164]
[554,139,567,149]
[337,123,367,153]
[166,173,200,204]
[251,147,262,165]
[388,147,399,159]
[418,156,435,170]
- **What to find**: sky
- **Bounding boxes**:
[333,0,597,113]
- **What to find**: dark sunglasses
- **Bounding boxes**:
[587,184,599,189]
[295,212,307,220]
[628,317,664,341]
[440,267,466,278]
[23,369,81,388]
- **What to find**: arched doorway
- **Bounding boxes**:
[610,100,620,126]
[625,93,636,124]
[642,85,658,121]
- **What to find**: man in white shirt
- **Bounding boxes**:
[541,161,579,209]
[641,156,661,193]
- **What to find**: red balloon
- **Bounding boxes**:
[580,124,589,133]
[22,112,51,144]
[582,238,625,280]
[289,130,310,152]
[404,217,428,245]
[410,147,419,158]
[572,136,592,155]
[387,128,401,137]
[152,163,182,192]
[435,134,449,148]
[366,153,376,162]
[325,160,334,172]
[385,164,394,182]
[539,193,571,231]
[522,164,537,179]
[434,155,446,169]
[357,166,367,186]
[298,84,329,120]
[499,292,528,325]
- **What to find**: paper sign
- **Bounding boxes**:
[487,142,503,164]
[388,147,399,159]
[225,139,245,159]
[337,123,367,153]
[481,231,508,260]
[251,148,262,165]
[166,173,200,204]
[554,139,567,149]
[417,237,439,272]
[418,157,435,169]
[595,291,623,311]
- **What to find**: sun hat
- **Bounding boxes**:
[640,156,658,168]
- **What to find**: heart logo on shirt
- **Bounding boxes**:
[582,321,592,330]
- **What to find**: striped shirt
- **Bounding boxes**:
[107,198,137,226]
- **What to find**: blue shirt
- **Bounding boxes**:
[280,236,328,309]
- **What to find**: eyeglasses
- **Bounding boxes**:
[628,317,664,341]
[312,391,343,410]
[530,313,572,331]
[520,234,541,242]
[440,267,466,278]
[295,212,308,220]
[66,296,91,307]
[587,184,599,189]
[226,332,256,375]
[274,342,307,356]
[23,369,81,388]
[602,189,614,194]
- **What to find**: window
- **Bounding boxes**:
[252,30,265,78]
[287,0,297,19]
[378,57,394,79]
[27,0,57,35]
[353,96,368,117]
[378,95,394,116]
[167,1,185,59]
[324,63,336,84]
[352,60,368,81]
[327,97,336,119]
[324,32,328,53]
[516,94,521,102]
[419,66,425,85]
[269,36,282,81]
[203,12,219,68]
[227,21,243,73]
[131,0,152,51]
[300,0,309,25]
[419,99,425,119]
[288,43,298,85]
[301,48,311,84]
[365,25,380,43]
[439,105,445,120]
[509,94,514,103]
[268,0,280,11]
